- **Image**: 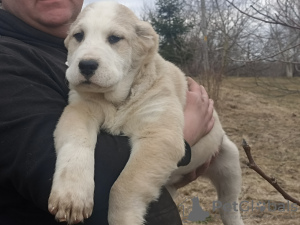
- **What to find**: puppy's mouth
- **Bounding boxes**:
[78,79,112,88]
[82,80,92,85]
[75,80,115,93]
[77,80,101,88]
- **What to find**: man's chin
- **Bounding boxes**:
[37,6,76,27]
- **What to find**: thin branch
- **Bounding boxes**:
[230,57,300,65]
[242,139,300,206]
[229,43,300,64]
[226,0,300,30]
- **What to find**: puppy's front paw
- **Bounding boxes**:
[48,169,94,224]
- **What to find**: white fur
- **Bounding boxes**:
[48,2,245,225]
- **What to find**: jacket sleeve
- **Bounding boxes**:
[0,51,65,210]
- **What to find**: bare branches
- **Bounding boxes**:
[224,0,300,77]
[230,43,300,64]
[242,139,300,206]
[141,0,300,77]
[225,0,300,30]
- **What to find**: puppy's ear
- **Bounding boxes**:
[135,21,159,57]
[64,24,76,49]
[64,33,71,49]
[64,20,79,49]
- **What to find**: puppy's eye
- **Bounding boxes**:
[73,31,84,42]
[108,35,122,44]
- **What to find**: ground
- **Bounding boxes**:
[175,77,300,225]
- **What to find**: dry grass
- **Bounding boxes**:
[175,77,300,225]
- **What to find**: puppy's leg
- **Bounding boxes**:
[48,103,100,224]
[108,131,185,225]
[205,135,244,225]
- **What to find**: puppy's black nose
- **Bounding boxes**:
[78,59,99,79]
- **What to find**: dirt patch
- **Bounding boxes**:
[175,77,300,225]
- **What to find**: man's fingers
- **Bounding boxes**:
[174,158,212,189]
[187,77,210,102]
[173,170,197,189]
[199,85,209,98]
[205,100,215,134]
[208,99,214,116]
[206,117,215,135]
[187,77,201,93]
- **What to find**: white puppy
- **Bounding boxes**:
[48,2,244,225]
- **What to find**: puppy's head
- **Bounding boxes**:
[65,1,158,95]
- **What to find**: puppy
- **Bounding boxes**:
[48,2,244,225]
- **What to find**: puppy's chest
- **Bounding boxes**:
[100,103,137,136]
[98,86,175,136]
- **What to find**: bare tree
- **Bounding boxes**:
[226,0,300,77]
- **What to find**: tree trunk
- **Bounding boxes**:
[286,63,293,78]
[200,0,209,73]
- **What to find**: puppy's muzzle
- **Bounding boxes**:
[79,59,99,79]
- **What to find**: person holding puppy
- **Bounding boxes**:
[0,0,214,224]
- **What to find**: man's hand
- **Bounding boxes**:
[183,77,214,146]
[179,77,215,189]
[174,153,218,189]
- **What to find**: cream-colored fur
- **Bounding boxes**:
[48,2,244,225]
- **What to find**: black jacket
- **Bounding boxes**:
[0,9,182,225]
